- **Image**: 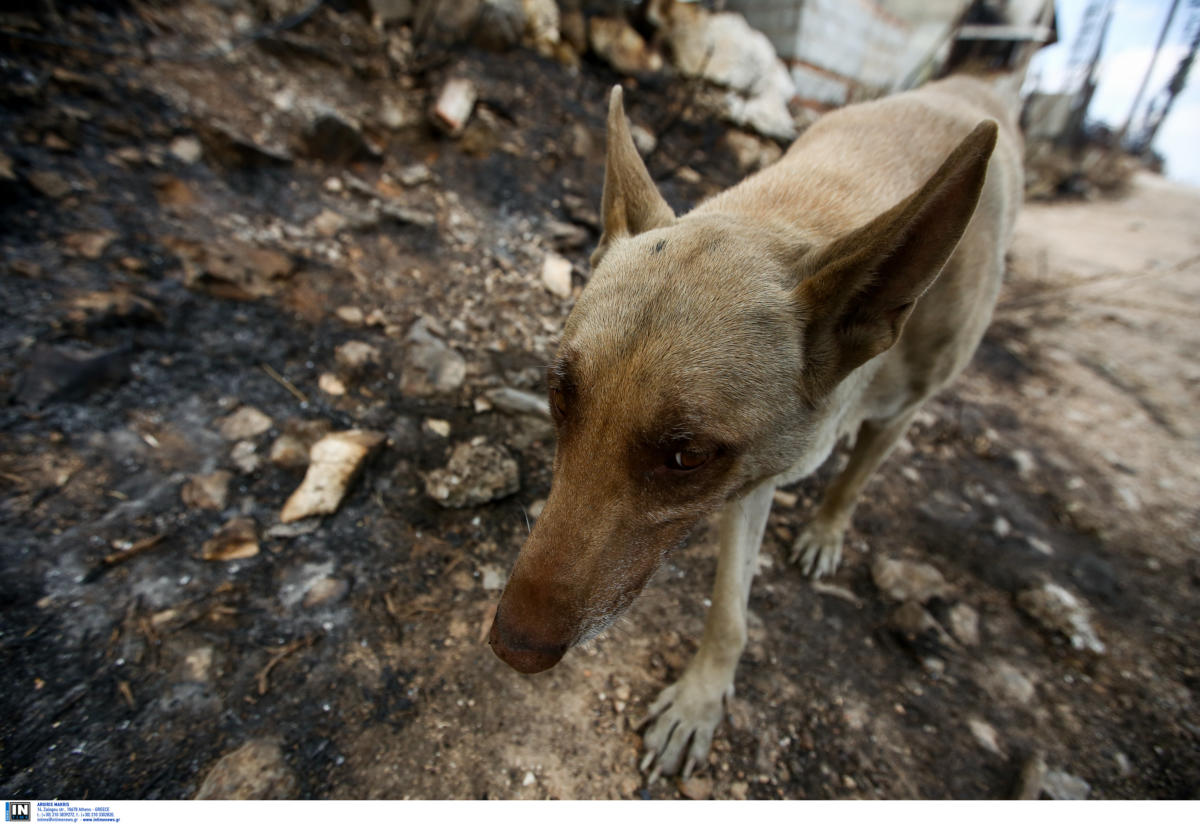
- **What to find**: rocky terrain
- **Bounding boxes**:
[1,0,1198,800]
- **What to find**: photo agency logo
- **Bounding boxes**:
[4,802,30,822]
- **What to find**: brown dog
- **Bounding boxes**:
[488,76,1022,779]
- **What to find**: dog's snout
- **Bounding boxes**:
[488,606,570,674]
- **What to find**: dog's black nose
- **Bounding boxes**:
[487,610,569,674]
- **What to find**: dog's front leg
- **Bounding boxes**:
[640,479,775,781]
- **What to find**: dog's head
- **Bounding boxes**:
[488,87,997,673]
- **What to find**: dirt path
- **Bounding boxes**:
[2,3,1197,801]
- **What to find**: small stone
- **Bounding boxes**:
[871,556,950,603]
[992,516,1011,538]
[967,717,1003,755]
[947,602,980,646]
[679,776,713,799]
[194,738,298,799]
[522,771,536,787]
[230,440,261,474]
[318,373,347,396]
[473,396,493,413]
[169,136,203,164]
[630,123,656,156]
[1026,535,1055,556]
[27,170,73,198]
[396,163,432,186]
[432,78,477,136]
[335,306,364,325]
[541,252,573,298]
[64,230,117,260]
[1042,769,1090,800]
[335,340,381,371]
[479,564,505,591]
[424,418,451,438]
[977,659,1036,705]
[302,577,349,608]
[1011,449,1036,478]
[588,16,663,75]
[310,208,348,237]
[201,517,259,561]
[280,430,386,522]
[323,176,343,193]
[486,387,550,418]
[545,219,590,251]
[269,420,331,469]
[729,781,749,800]
[1017,582,1105,653]
[889,600,952,650]
[183,646,214,682]
[217,406,273,441]
[401,320,466,397]
[424,440,520,509]
[0,150,14,181]
[181,470,233,511]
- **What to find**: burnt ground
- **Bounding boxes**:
[2,1,1198,801]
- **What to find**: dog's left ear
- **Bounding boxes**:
[591,86,675,269]
[794,120,998,398]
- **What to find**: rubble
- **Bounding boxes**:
[401,318,467,397]
[1042,769,1091,800]
[280,430,386,523]
[201,517,260,562]
[181,470,233,511]
[1016,582,1106,654]
[194,738,298,799]
[541,252,573,298]
[484,387,550,419]
[424,439,520,508]
[269,420,332,469]
[216,407,274,441]
[432,78,477,137]
[871,557,951,603]
[657,6,797,140]
[588,17,663,76]
[334,340,382,372]
[169,135,203,164]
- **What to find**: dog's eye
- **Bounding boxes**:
[549,387,567,418]
[669,450,709,471]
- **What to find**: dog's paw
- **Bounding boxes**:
[790,521,845,579]
[639,675,730,782]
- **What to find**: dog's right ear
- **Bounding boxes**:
[591,86,675,269]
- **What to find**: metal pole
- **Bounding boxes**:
[1116,0,1184,147]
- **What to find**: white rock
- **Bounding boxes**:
[1042,769,1091,800]
[280,430,385,523]
[486,386,550,418]
[318,373,347,396]
[871,557,951,604]
[967,717,1003,755]
[433,78,476,136]
[541,253,573,298]
[1017,582,1105,654]
[216,406,273,441]
[335,340,381,371]
[169,136,203,164]
[424,418,451,438]
[947,602,980,646]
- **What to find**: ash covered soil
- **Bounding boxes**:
[2,1,1199,801]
